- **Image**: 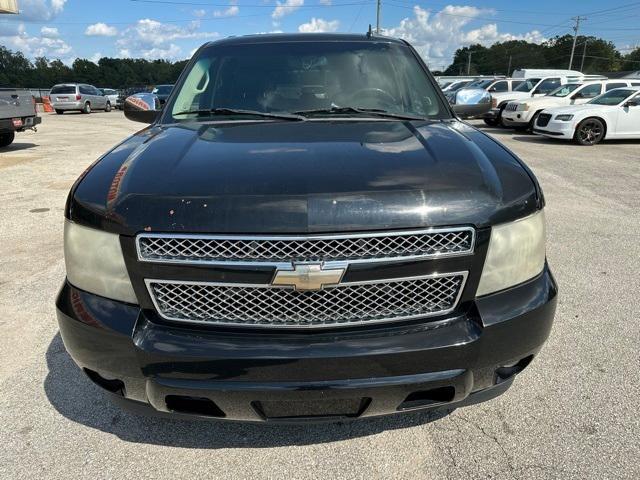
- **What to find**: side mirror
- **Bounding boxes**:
[124,93,161,124]
[624,100,639,107]
[488,87,496,92]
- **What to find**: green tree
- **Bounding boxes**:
[621,47,640,71]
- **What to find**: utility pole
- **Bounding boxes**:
[376,0,381,34]
[580,39,588,72]
[467,51,472,75]
[569,16,586,70]
[507,55,512,76]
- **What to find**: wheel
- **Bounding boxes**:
[55,109,64,115]
[483,118,498,127]
[526,112,541,133]
[0,131,15,148]
[574,118,605,145]
[82,102,91,114]
[105,102,112,112]
[496,105,508,127]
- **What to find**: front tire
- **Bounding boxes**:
[483,118,498,127]
[574,118,605,146]
[55,109,64,115]
[82,102,91,114]
[105,102,112,112]
[0,131,15,148]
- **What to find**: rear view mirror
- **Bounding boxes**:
[624,100,639,107]
[124,93,161,124]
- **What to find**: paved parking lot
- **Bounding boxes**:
[0,112,639,479]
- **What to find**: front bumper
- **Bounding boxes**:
[533,120,575,140]
[502,111,532,128]
[56,266,557,422]
[453,103,491,119]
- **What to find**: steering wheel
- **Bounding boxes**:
[343,88,397,109]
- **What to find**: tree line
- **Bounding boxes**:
[2,34,640,89]
[0,46,188,88]
[437,35,640,76]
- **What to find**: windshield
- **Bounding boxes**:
[588,89,636,105]
[550,84,581,97]
[166,41,446,122]
[513,79,541,92]
[465,79,493,89]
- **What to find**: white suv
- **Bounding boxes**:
[502,80,640,130]
[483,74,587,126]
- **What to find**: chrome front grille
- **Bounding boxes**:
[146,273,467,328]
[137,228,474,265]
[505,103,519,111]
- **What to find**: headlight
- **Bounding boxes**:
[555,114,573,121]
[476,210,546,296]
[64,220,138,303]
[521,104,530,111]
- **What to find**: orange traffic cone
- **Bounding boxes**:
[42,96,54,113]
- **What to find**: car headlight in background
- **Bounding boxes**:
[521,104,530,111]
[64,220,138,304]
[555,114,574,121]
[476,210,546,296]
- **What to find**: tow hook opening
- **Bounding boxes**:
[165,395,226,418]
[495,355,534,383]
[83,368,125,396]
[397,386,456,410]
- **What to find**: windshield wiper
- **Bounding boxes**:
[294,106,427,121]
[173,107,305,121]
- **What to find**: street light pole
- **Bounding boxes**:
[376,0,381,34]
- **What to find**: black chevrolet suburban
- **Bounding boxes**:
[56,34,557,422]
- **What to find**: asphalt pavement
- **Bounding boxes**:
[0,112,638,479]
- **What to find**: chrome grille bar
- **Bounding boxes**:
[137,228,475,266]
[145,272,467,328]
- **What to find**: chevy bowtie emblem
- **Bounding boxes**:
[272,263,346,291]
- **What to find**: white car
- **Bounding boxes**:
[533,87,640,145]
[502,80,640,130]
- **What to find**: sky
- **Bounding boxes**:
[0,0,639,70]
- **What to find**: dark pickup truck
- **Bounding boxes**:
[56,34,557,423]
[0,88,41,148]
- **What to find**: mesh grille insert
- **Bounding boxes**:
[137,229,474,264]
[147,274,467,328]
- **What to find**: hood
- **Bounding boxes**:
[492,91,531,102]
[542,103,607,116]
[69,119,539,235]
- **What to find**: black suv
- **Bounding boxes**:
[56,34,557,422]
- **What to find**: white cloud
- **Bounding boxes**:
[0,23,73,60]
[384,5,546,68]
[214,6,239,17]
[298,18,339,33]
[13,0,66,21]
[193,9,206,18]
[116,19,218,60]
[319,0,332,4]
[90,52,103,64]
[272,0,304,20]
[85,22,118,37]
[40,26,59,38]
